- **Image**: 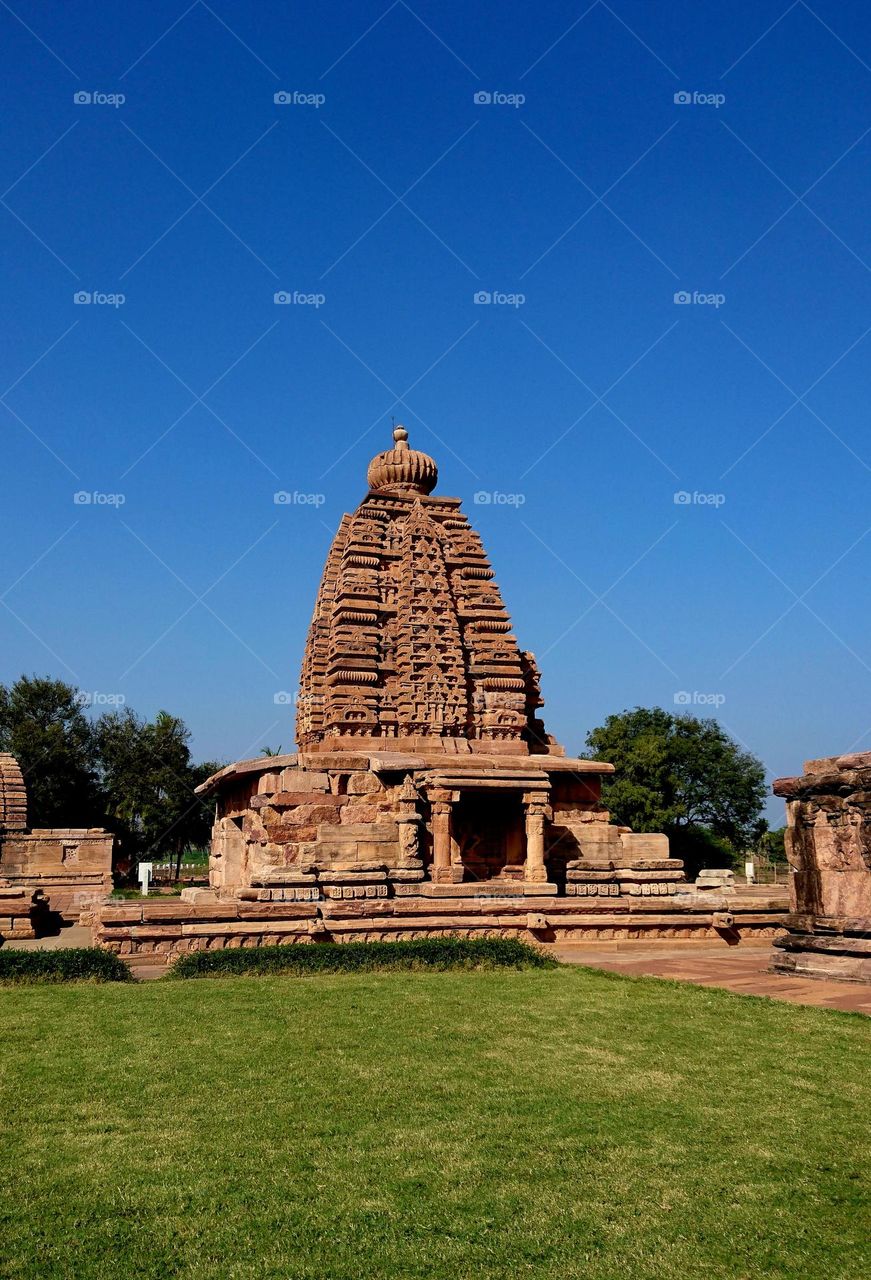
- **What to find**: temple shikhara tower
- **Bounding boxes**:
[195,427,682,906]
[297,425,548,756]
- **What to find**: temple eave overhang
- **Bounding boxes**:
[195,752,615,798]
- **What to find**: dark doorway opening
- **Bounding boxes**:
[452,789,525,882]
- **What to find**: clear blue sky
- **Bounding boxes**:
[2,0,870,824]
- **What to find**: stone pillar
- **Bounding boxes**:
[429,788,456,883]
[523,793,551,883]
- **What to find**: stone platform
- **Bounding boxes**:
[92,886,788,966]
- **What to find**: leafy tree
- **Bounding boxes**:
[585,707,767,878]
[0,676,100,827]
[758,826,787,865]
[94,708,218,872]
[0,674,221,881]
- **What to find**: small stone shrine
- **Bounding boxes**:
[773,752,871,983]
[0,753,114,937]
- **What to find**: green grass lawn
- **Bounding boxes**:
[0,968,868,1280]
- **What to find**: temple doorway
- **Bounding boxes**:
[452,789,525,882]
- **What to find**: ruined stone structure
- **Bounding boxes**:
[0,753,114,936]
[93,428,788,962]
[773,752,871,983]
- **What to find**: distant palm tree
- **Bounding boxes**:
[260,746,283,757]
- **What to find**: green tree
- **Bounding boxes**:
[0,676,100,827]
[585,707,767,878]
[94,708,219,875]
[758,826,787,865]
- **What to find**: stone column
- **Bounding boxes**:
[430,790,452,882]
[523,793,551,883]
[429,788,456,883]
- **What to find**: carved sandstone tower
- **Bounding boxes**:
[297,425,549,754]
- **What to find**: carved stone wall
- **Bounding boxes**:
[0,829,115,921]
[0,753,114,927]
[772,751,871,982]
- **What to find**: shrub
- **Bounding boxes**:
[169,936,557,980]
[0,947,133,985]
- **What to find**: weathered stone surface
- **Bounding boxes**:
[347,771,384,795]
[772,755,871,982]
[339,803,381,825]
[252,792,347,809]
[0,762,114,925]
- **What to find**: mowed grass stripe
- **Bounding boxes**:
[0,968,868,1280]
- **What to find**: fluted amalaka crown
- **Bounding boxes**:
[366,425,438,495]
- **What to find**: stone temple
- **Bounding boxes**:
[199,426,676,899]
[93,427,788,960]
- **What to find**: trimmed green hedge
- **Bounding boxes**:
[169,937,557,980]
[0,947,133,985]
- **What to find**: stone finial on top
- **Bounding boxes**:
[366,424,438,495]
